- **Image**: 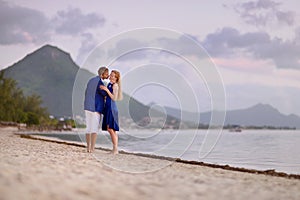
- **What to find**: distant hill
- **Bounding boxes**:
[232,104,300,128]
[224,104,300,128]
[164,104,300,129]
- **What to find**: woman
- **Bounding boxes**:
[100,70,123,154]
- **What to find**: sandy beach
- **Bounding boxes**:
[1,127,300,200]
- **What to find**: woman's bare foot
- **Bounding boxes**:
[112,147,118,155]
[112,145,119,155]
[113,150,119,155]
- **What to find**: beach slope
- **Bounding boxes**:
[0,127,299,200]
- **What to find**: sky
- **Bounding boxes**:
[1,0,300,116]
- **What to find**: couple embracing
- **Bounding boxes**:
[84,67,123,154]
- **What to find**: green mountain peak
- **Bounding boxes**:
[3,44,80,117]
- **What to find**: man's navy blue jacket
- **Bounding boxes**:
[84,76,106,114]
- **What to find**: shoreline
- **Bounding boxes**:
[18,132,300,179]
[1,126,300,200]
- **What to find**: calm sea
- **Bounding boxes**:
[36,129,300,174]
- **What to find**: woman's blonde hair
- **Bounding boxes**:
[112,70,123,100]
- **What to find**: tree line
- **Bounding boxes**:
[0,71,49,125]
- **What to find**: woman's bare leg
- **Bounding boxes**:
[107,127,118,154]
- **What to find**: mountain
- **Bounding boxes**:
[224,104,300,128]
[1,44,167,124]
[226,104,298,127]
[3,45,81,117]
[165,104,300,129]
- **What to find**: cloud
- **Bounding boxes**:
[0,1,50,45]
[275,10,295,26]
[249,36,300,69]
[240,0,280,10]
[157,34,204,56]
[107,38,151,61]
[76,33,99,65]
[233,0,295,27]
[52,7,105,36]
[103,33,208,63]
[202,28,239,57]
[0,1,105,45]
[202,27,271,56]
[99,27,300,70]
[202,27,300,69]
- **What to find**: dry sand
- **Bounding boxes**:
[0,126,299,200]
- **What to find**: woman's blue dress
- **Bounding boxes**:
[102,83,119,131]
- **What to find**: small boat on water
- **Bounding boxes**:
[228,126,242,132]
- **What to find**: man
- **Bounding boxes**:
[84,67,109,153]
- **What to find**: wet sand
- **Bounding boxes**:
[1,126,299,200]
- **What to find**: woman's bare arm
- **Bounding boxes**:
[100,84,119,101]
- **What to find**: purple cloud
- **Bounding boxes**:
[76,33,99,65]
[240,0,280,10]
[234,0,295,27]
[202,27,300,69]
[52,7,105,36]
[0,1,105,45]
[0,1,50,45]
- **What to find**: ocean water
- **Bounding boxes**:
[36,129,300,174]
